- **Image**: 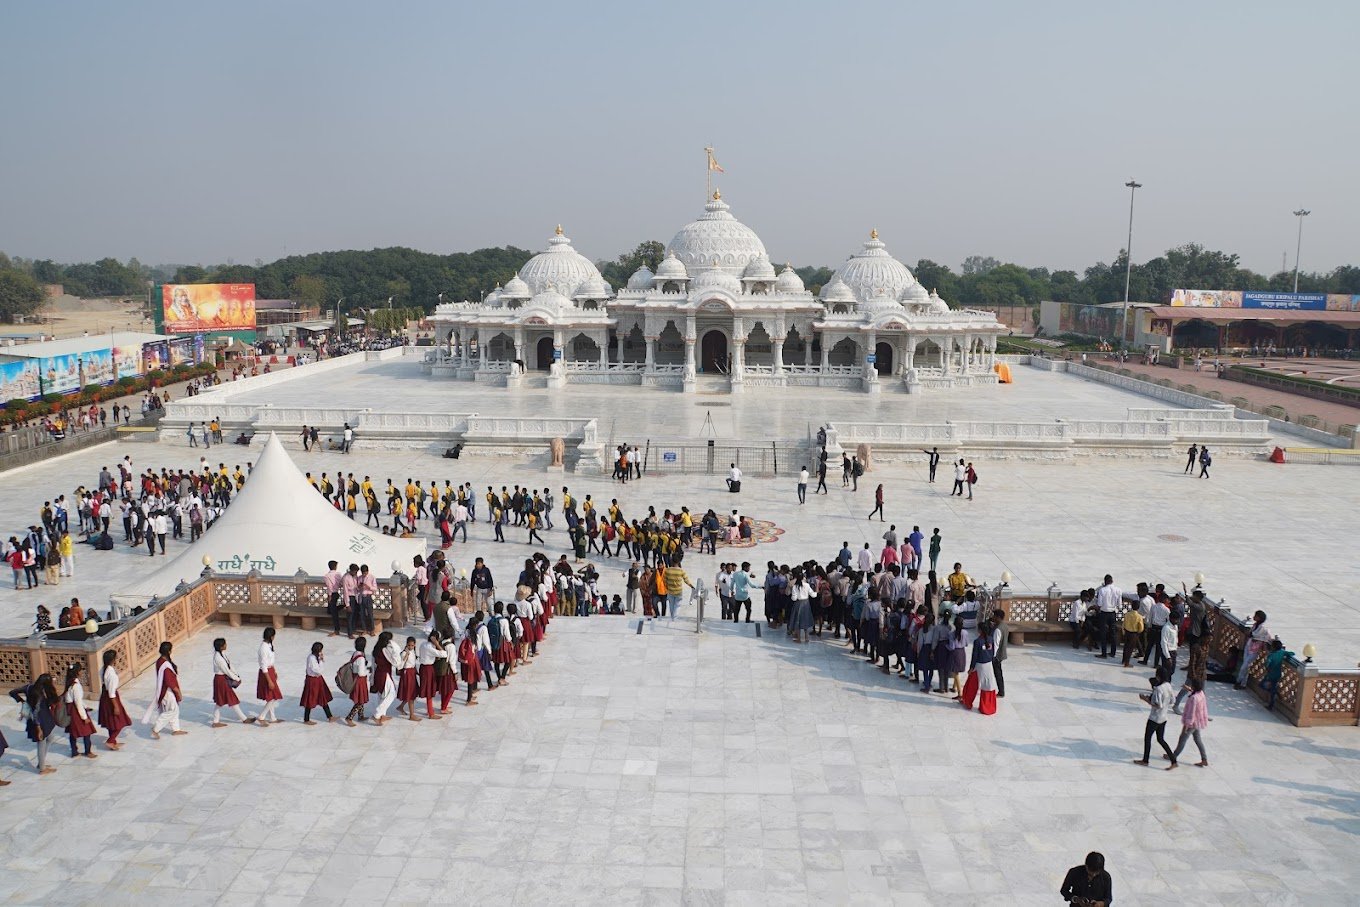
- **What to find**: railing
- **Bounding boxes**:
[827,415,1271,448]
[1284,448,1360,465]
[463,416,596,440]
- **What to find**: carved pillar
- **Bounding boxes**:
[772,336,785,375]
[963,333,973,371]
[731,337,745,390]
[644,335,656,370]
[513,327,524,365]
[598,331,608,370]
[476,328,486,369]
[866,330,878,372]
[820,335,831,371]
[804,332,813,367]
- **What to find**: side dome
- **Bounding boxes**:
[692,262,743,296]
[626,266,655,290]
[654,251,688,281]
[831,230,918,304]
[518,225,605,297]
[928,288,950,313]
[819,275,857,305]
[668,190,768,277]
[501,273,531,299]
[774,264,804,293]
[574,274,611,300]
[484,286,503,307]
[743,255,776,281]
[900,282,930,305]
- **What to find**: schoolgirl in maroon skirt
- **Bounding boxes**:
[97,649,131,750]
[395,636,421,721]
[256,627,283,726]
[300,641,335,724]
[345,637,372,726]
[459,619,482,707]
[417,631,448,719]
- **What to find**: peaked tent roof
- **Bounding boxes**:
[112,433,424,607]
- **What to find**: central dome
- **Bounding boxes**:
[518,225,606,298]
[668,190,768,277]
[832,230,919,304]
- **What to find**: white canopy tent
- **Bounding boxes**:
[111,433,424,610]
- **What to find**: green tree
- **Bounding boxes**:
[290,274,328,310]
[0,269,47,321]
[961,255,1000,276]
[913,259,958,300]
[598,241,664,289]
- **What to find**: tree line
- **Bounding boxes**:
[2,242,1358,324]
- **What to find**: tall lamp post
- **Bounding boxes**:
[1292,208,1310,293]
[1119,179,1142,350]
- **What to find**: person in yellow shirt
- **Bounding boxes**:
[1121,606,1146,667]
[361,476,374,497]
[947,563,972,600]
[58,530,75,578]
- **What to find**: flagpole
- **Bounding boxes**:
[705,145,711,199]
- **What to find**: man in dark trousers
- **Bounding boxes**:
[1060,851,1112,906]
[922,446,941,483]
[1198,445,1212,479]
[991,609,1008,697]
[815,458,829,495]
[1184,443,1199,474]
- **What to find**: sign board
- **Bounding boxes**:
[1241,291,1327,311]
[865,354,877,364]
[553,348,562,360]
[662,451,677,463]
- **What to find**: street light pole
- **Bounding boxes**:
[1119,179,1142,349]
[1292,208,1310,293]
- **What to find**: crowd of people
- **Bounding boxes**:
[3,452,253,601]
[1,546,553,781]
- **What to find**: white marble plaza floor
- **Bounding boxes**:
[1,363,1357,905]
[2,616,1358,906]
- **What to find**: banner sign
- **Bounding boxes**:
[0,360,41,402]
[114,345,143,379]
[162,283,256,333]
[39,354,82,395]
[143,340,170,373]
[1169,289,1242,308]
[81,348,115,387]
[1241,292,1327,311]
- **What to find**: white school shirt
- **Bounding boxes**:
[954,464,966,482]
[65,679,90,720]
[381,643,400,678]
[495,615,512,643]
[418,640,447,666]
[1095,583,1122,613]
[1160,623,1178,657]
[102,665,120,697]
[857,548,872,571]
[258,642,276,672]
[306,654,326,677]
[350,652,370,678]
[213,651,241,682]
[798,469,808,485]
[475,624,492,654]
[1147,600,1170,628]
[397,648,419,671]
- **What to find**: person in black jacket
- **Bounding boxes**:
[1061,851,1112,906]
[10,674,60,776]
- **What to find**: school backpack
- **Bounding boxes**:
[853,460,864,477]
[334,657,357,695]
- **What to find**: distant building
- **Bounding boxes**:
[255,298,319,327]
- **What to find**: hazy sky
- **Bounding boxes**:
[3,1,1356,277]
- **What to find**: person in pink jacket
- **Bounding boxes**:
[1167,678,1209,769]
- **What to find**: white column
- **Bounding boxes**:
[732,338,745,386]
[866,330,877,372]
[598,331,608,370]
[476,328,486,369]
[644,336,656,369]
[772,336,785,375]
[513,327,524,365]
[963,333,973,371]
[820,335,831,371]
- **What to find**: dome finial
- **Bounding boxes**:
[712,188,721,200]
[555,224,563,236]
[870,228,878,240]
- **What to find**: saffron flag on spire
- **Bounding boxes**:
[706,146,724,173]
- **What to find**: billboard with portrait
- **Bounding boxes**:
[143,340,170,373]
[168,336,197,366]
[0,360,41,402]
[1057,303,1131,341]
[82,348,115,387]
[1169,289,1242,308]
[40,354,82,395]
[114,345,143,379]
[162,283,256,334]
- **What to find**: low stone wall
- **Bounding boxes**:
[0,571,424,698]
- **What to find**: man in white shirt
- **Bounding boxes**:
[952,460,967,496]
[1139,583,1170,669]
[726,464,742,493]
[716,565,734,620]
[1094,575,1122,659]
[857,543,873,572]
[797,467,808,505]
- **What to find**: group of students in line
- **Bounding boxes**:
[760,550,1006,715]
[0,587,551,781]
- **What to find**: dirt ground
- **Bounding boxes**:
[3,296,153,341]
